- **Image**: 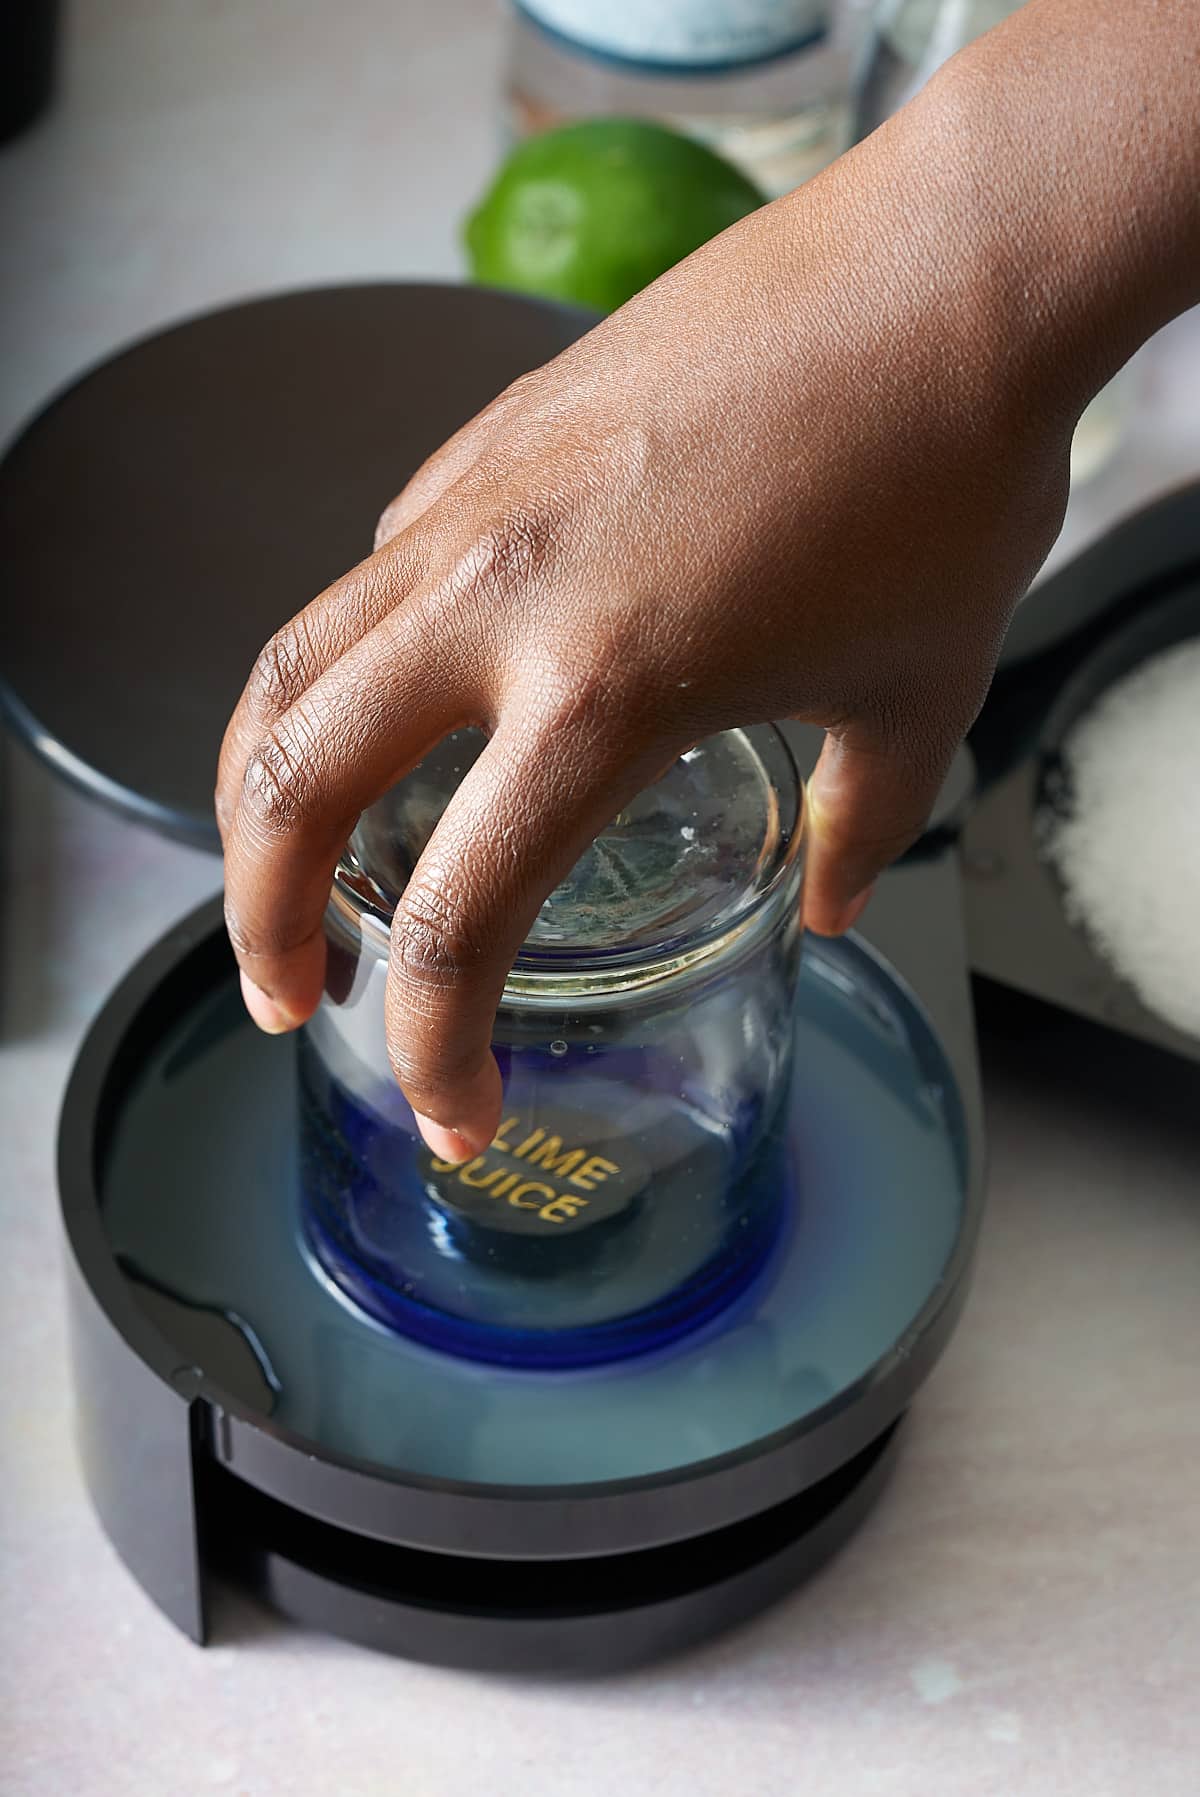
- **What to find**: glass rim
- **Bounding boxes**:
[328,724,807,1003]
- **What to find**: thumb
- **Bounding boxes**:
[801,724,957,936]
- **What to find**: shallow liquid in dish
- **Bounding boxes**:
[100,939,967,1488]
[298,1030,790,1367]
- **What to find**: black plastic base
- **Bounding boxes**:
[60,866,982,1668]
[203,1423,900,1672]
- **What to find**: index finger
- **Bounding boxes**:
[384,712,676,1161]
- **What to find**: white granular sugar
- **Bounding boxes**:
[1040,636,1200,1040]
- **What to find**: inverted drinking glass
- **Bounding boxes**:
[299,724,806,1368]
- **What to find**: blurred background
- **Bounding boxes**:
[3,0,1196,555]
[0,0,501,441]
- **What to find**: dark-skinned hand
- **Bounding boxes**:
[218,0,1200,1162]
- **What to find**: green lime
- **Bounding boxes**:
[464,118,766,314]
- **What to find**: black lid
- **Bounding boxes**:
[0,283,596,848]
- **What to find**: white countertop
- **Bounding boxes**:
[2,4,1199,1793]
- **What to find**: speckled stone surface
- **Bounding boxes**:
[1,4,1199,1792]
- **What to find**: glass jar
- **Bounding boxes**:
[298,725,806,1369]
[503,1,865,198]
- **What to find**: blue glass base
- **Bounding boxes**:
[298,1035,788,1370]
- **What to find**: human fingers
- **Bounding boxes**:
[383,711,677,1160]
[221,573,484,1033]
[215,526,432,843]
[801,721,962,936]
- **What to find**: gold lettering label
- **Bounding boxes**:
[537,1193,587,1223]
[456,1157,507,1189]
[524,1138,587,1178]
[569,1154,620,1192]
[418,1102,649,1237]
[507,1180,557,1210]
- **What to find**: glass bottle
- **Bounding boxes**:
[504,1,867,197]
[298,725,806,1369]
[851,0,1128,485]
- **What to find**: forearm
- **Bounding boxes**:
[615,0,1198,540]
[907,0,1200,412]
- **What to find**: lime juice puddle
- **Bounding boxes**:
[99,941,966,1487]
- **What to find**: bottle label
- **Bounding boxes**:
[422,1107,649,1236]
[517,0,829,71]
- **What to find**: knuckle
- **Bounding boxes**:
[459,503,563,606]
[213,782,234,841]
[391,886,491,994]
[251,617,319,718]
[486,369,544,425]
[239,729,313,839]
[535,645,652,753]
[498,368,542,407]
[222,897,256,960]
[374,485,414,546]
[388,1038,479,1110]
[223,891,324,964]
[386,891,493,1103]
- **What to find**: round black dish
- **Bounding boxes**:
[0,284,596,846]
[60,897,982,1669]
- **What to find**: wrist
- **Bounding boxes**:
[909,2,1200,419]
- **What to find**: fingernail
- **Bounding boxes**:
[413,1112,478,1166]
[239,968,292,1035]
